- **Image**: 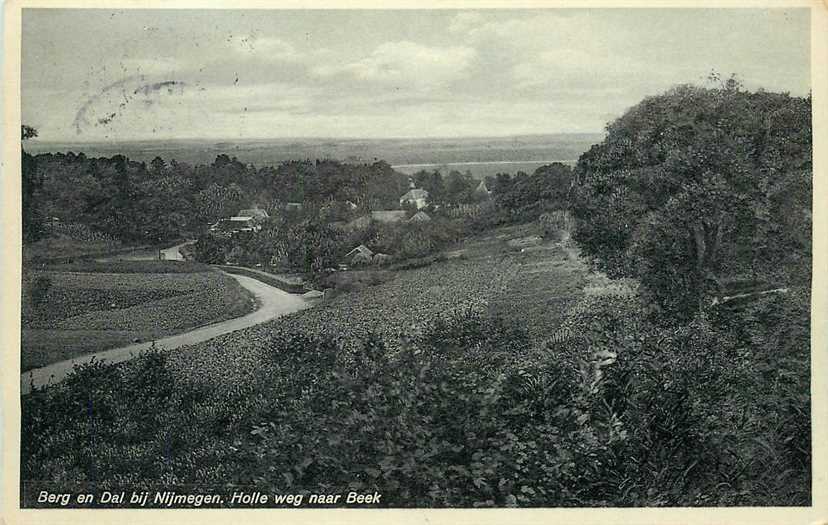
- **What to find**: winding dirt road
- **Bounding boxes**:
[160,240,196,261]
[20,272,312,395]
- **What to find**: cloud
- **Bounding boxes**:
[448,12,485,34]
[193,82,318,115]
[119,57,184,76]
[510,48,656,92]
[312,41,476,90]
[21,9,810,141]
[230,35,302,62]
[445,11,704,102]
[450,12,597,52]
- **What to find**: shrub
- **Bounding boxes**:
[539,210,575,240]
[29,275,52,308]
[194,234,226,264]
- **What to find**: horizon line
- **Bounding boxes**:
[25,131,607,144]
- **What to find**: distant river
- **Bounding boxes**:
[391,159,578,177]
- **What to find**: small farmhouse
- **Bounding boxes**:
[400,188,429,209]
[371,210,408,223]
[351,252,373,266]
[373,253,392,265]
[399,178,429,209]
[209,216,260,236]
[345,245,376,266]
[238,208,269,221]
[408,211,432,223]
[345,215,372,230]
[345,210,408,230]
[345,244,374,259]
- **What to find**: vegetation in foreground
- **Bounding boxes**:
[20,263,254,371]
[21,225,809,507]
[20,80,811,506]
[20,282,809,507]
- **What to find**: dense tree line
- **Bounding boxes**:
[570,81,811,318]
[489,163,572,222]
[22,149,409,245]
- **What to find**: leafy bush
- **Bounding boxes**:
[51,222,118,243]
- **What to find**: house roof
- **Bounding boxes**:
[345,215,372,230]
[400,188,429,201]
[228,216,254,222]
[212,217,254,232]
[408,211,432,222]
[475,180,491,194]
[345,210,407,229]
[352,252,373,264]
[345,244,374,258]
[239,208,269,219]
[371,210,407,223]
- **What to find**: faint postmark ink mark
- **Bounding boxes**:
[73,77,187,134]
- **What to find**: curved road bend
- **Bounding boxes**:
[160,240,196,261]
[21,273,312,395]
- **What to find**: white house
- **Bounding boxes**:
[399,177,429,209]
[400,188,429,209]
[210,216,260,236]
[238,208,269,222]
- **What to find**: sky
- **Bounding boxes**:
[21,8,811,141]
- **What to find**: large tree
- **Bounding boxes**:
[571,81,811,317]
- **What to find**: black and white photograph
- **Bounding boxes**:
[3,1,826,521]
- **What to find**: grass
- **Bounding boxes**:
[39,260,212,273]
[23,237,123,262]
[21,330,154,370]
[23,235,187,265]
[21,263,255,371]
[489,244,587,340]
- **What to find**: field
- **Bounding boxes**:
[391,160,578,179]
[20,262,255,371]
[23,237,124,263]
[25,133,601,180]
[160,224,596,395]
[24,236,183,265]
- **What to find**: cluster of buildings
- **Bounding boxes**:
[209,178,492,268]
